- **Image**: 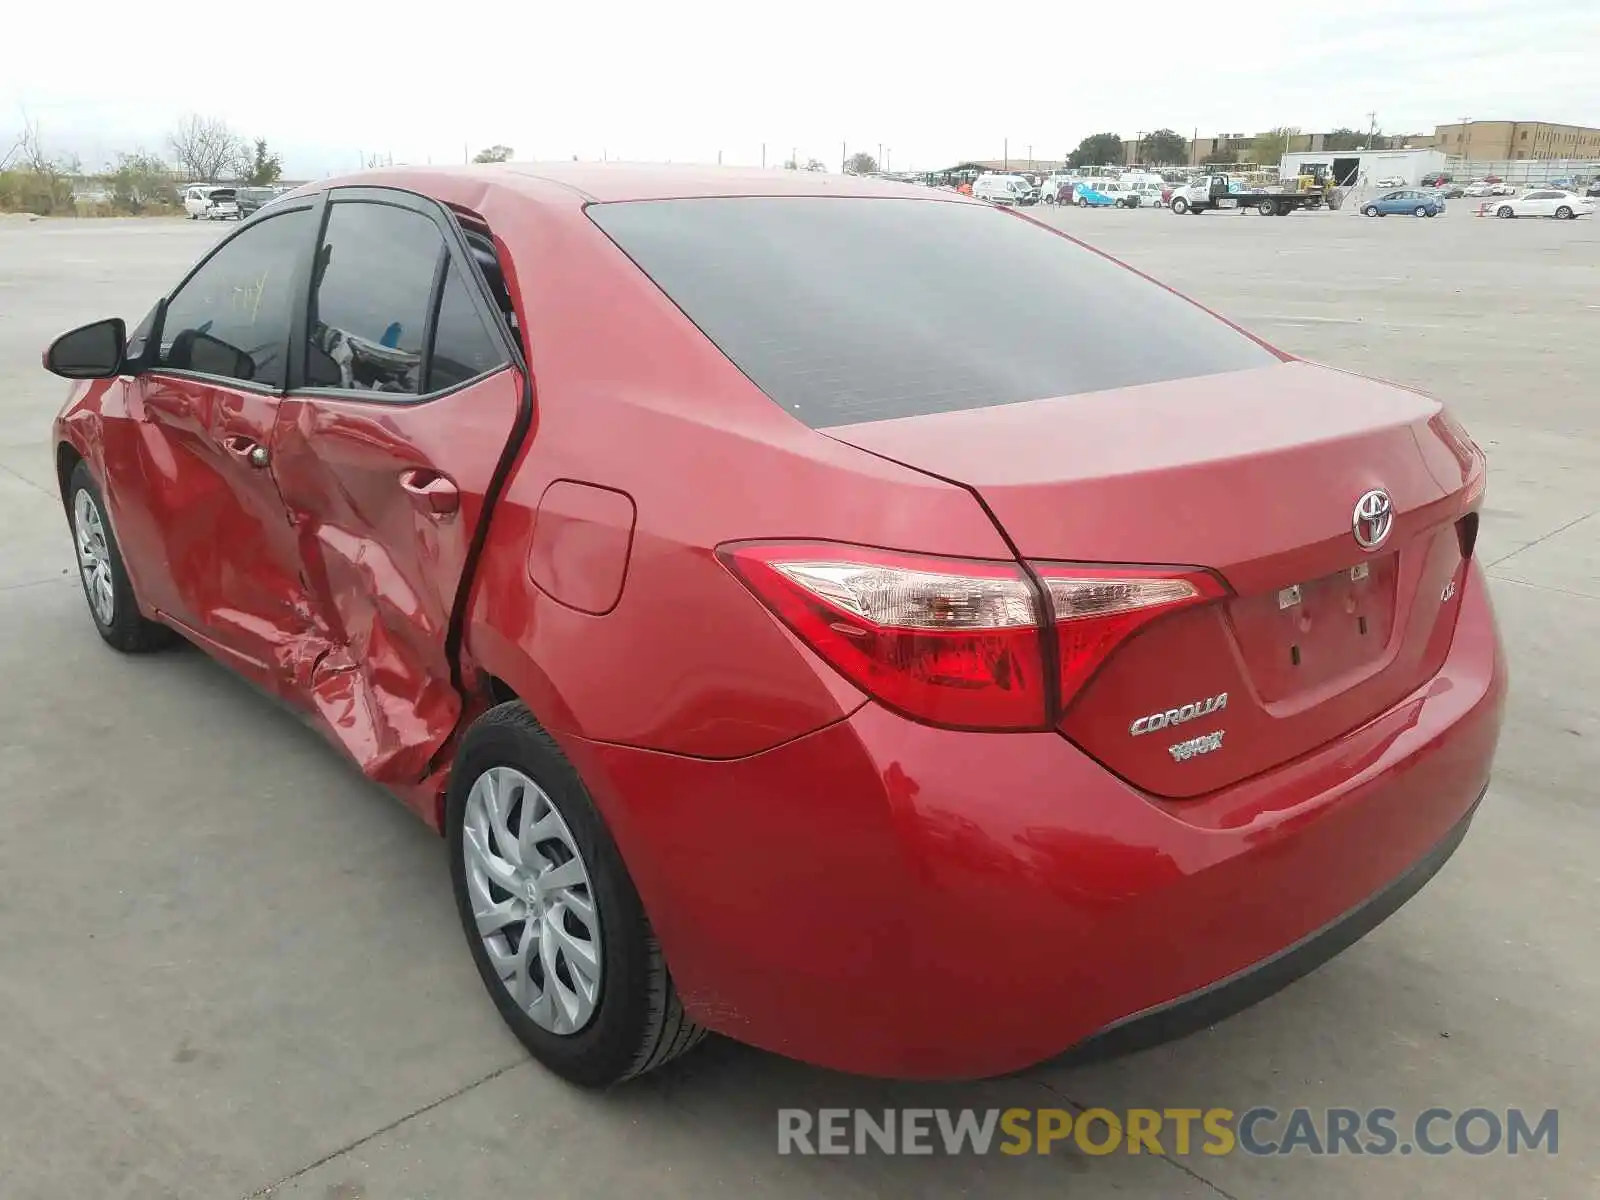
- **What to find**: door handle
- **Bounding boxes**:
[399,468,460,516]
[224,435,271,469]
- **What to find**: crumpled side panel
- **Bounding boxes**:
[299,522,460,784]
[269,369,524,786]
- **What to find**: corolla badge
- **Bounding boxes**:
[1130,693,1228,737]
[1353,488,1394,551]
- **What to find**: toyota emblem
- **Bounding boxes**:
[1352,488,1394,551]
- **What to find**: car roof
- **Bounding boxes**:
[308,162,969,208]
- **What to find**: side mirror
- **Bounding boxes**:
[43,317,127,379]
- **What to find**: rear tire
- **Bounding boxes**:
[1414,206,1428,217]
[1556,206,1573,219]
[1257,198,1275,216]
[67,462,179,653]
[446,702,708,1087]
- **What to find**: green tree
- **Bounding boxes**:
[110,151,178,212]
[1253,126,1300,166]
[1322,126,1393,153]
[1142,129,1188,165]
[1068,132,1123,169]
[473,145,514,163]
[245,139,282,185]
[845,151,878,175]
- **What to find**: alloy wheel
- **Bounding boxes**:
[462,765,603,1035]
[73,489,115,625]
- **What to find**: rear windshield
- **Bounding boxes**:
[588,196,1276,427]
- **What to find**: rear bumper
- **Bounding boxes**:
[1059,781,1484,1065]
[563,560,1507,1079]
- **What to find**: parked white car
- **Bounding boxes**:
[1492,189,1595,219]
[1375,176,1407,188]
[182,185,241,220]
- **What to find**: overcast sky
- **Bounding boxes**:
[6,0,1596,177]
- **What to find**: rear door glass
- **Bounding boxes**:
[306,200,442,395]
[588,197,1277,428]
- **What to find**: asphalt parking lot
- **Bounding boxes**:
[1,204,1596,1199]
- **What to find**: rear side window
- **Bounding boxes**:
[307,200,443,394]
[428,261,508,391]
[588,197,1277,427]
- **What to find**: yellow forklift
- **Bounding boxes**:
[1289,162,1332,208]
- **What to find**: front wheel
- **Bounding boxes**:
[447,702,708,1087]
[1498,206,1515,218]
[1556,206,1573,220]
[67,462,179,653]
[1171,197,1188,214]
[1363,205,1379,217]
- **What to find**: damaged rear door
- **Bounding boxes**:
[270,188,528,784]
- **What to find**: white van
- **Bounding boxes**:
[972,174,1036,206]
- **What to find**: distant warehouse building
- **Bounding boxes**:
[1432,121,1600,160]
[1278,148,1447,187]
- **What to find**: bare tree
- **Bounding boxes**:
[167,114,244,181]
[0,110,76,213]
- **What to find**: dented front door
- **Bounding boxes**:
[269,190,525,784]
[126,203,322,683]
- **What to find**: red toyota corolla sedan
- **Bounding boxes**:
[44,164,1506,1087]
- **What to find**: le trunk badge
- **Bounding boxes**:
[1278,585,1302,610]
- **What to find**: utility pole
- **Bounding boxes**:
[1003,137,1008,170]
[885,147,891,171]
[841,141,847,173]
[1458,115,1470,167]
[761,143,766,168]
[1027,144,1033,172]
[1365,111,1378,150]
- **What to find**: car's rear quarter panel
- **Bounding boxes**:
[460,191,1013,760]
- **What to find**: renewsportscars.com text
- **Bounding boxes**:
[776,1107,1559,1158]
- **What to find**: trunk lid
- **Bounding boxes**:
[825,361,1485,796]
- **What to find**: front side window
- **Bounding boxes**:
[158,206,314,388]
[306,201,444,395]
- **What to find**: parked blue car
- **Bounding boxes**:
[1362,189,1445,218]
[1072,186,1116,208]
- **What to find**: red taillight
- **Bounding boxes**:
[1033,565,1225,702]
[718,542,1048,730]
[719,543,1223,730]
